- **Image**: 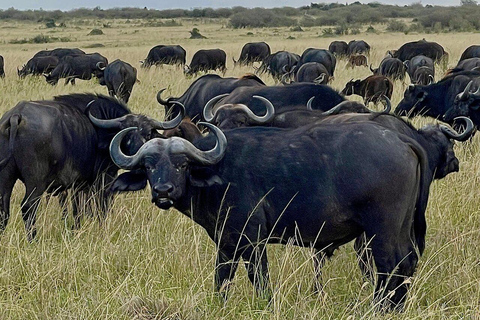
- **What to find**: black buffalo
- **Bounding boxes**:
[184,49,227,76]
[391,39,447,63]
[395,70,480,119]
[342,75,393,104]
[0,94,182,240]
[459,45,480,61]
[297,48,336,77]
[17,56,59,78]
[109,118,449,310]
[216,83,345,114]
[294,62,330,84]
[33,48,85,59]
[257,51,300,82]
[141,45,186,68]
[0,55,4,78]
[328,40,348,57]
[347,40,371,55]
[157,74,265,121]
[404,55,435,85]
[233,42,271,66]
[97,59,137,103]
[44,53,108,85]
[370,57,406,81]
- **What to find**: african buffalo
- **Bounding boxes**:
[394,70,480,119]
[347,40,370,55]
[449,58,480,74]
[18,56,59,78]
[342,75,393,104]
[370,57,406,81]
[257,51,300,82]
[294,62,330,84]
[110,119,444,310]
[444,80,480,127]
[0,94,182,240]
[391,39,447,63]
[233,42,271,66]
[184,49,227,76]
[141,45,186,68]
[33,48,86,59]
[346,54,368,68]
[404,55,435,85]
[97,59,137,103]
[297,48,336,77]
[157,74,265,121]
[328,40,348,57]
[44,53,108,85]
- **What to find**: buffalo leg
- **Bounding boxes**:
[242,243,271,299]
[215,247,240,298]
[0,167,17,232]
[369,233,418,311]
[21,186,45,241]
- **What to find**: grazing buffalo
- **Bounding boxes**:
[257,51,300,82]
[0,55,4,78]
[328,40,348,57]
[459,45,480,61]
[141,45,186,68]
[157,74,265,121]
[394,70,480,119]
[294,62,330,84]
[346,54,368,68]
[0,94,182,240]
[297,48,336,77]
[391,39,447,63]
[110,118,446,310]
[347,40,370,55]
[33,48,86,59]
[444,80,480,127]
[97,59,137,103]
[404,55,435,85]
[17,56,59,78]
[233,42,271,66]
[217,83,345,114]
[184,49,227,76]
[370,57,406,81]
[342,75,393,104]
[44,53,108,85]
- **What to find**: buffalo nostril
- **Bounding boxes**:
[153,183,174,196]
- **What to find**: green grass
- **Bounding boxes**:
[0,19,479,319]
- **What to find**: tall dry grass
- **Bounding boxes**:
[0,19,479,319]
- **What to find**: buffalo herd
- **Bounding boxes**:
[1,37,480,312]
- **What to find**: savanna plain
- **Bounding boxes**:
[0,18,479,319]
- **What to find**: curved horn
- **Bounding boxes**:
[109,127,143,169]
[88,98,129,129]
[456,80,474,102]
[321,101,352,115]
[182,122,227,165]
[203,93,230,122]
[232,57,237,64]
[381,96,392,113]
[439,116,474,141]
[314,73,326,84]
[151,101,185,130]
[282,65,288,73]
[369,64,375,73]
[306,96,315,110]
[96,61,106,71]
[248,96,275,124]
[408,84,415,91]
[470,85,480,99]
[156,88,171,106]
[427,74,434,85]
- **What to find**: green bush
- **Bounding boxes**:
[229,8,296,28]
[387,20,407,32]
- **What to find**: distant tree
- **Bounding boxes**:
[461,0,477,5]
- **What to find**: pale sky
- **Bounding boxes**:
[0,0,463,11]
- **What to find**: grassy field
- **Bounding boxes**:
[0,18,479,319]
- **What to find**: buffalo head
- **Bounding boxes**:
[341,79,361,96]
[394,84,429,117]
[444,80,480,123]
[109,123,227,209]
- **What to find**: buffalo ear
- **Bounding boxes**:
[110,170,147,192]
[189,167,224,187]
